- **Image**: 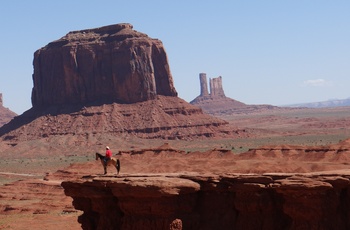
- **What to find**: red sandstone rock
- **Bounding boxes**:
[0,24,232,141]
[0,178,80,229]
[56,141,350,229]
[3,140,350,229]
[170,219,182,230]
[62,172,350,230]
[31,23,177,107]
[0,96,230,142]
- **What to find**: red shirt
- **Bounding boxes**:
[105,149,112,158]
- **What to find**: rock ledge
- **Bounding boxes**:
[62,172,350,229]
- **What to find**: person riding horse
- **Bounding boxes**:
[105,146,112,165]
[95,146,120,175]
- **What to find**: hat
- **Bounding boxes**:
[106,146,110,150]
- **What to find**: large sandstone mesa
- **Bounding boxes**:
[62,173,350,230]
[0,23,230,142]
[32,23,177,107]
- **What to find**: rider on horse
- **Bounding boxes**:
[95,149,120,175]
[105,146,112,164]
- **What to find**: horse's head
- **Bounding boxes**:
[95,152,100,160]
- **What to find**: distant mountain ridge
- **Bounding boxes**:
[287,98,350,108]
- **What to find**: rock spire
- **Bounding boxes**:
[199,73,209,96]
[191,73,248,115]
[198,73,225,97]
[209,76,225,97]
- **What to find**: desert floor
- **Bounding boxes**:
[1,107,350,229]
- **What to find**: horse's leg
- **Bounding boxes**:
[100,159,107,175]
[104,159,111,175]
[116,159,120,175]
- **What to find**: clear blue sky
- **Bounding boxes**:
[1,1,349,114]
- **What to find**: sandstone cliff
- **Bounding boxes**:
[62,172,350,230]
[59,140,350,229]
[4,139,350,229]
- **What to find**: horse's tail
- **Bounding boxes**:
[116,159,121,174]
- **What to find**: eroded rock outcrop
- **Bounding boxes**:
[62,172,350,230]
[31,23,177,107]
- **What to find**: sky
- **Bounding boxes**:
[1,1,350,114]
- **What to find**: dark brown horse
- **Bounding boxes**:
[95,152,120,175]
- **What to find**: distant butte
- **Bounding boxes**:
[190,73,277,115]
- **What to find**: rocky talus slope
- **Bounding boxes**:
[0,96,230,143]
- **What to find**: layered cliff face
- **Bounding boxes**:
[62,172,350,230]
[31,23,177,107]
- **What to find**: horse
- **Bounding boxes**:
[95,152,120,175]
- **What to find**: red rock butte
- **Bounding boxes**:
[31,23,177,107]
[0,23,232,141]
